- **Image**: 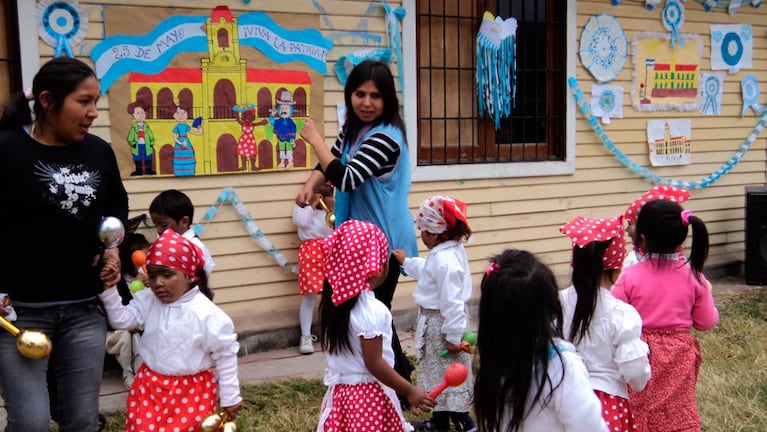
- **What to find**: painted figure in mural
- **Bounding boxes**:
[0,56,129,431]
[127,101,156,176]
[269,90,297,169]
[171,104,202,176]
[235,104,268,172]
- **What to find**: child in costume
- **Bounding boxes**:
[317,220,435,432]
[612,199,719,432]
[99,229,242,431]
[293,182,335,354]
[393,195,475,432]
[473,249,608,432]
[623,185,690,268]
[559,215,651,431]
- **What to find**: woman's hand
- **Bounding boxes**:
[299,118,323,148]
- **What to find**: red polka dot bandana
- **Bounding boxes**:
[416,195,469,234]
[323,220,389,306]
[559,215,626,270]
[624,185,691,224]
[146,229,206,277]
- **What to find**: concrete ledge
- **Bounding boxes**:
[234,257,742,356]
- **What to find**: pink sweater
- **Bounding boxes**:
[612,257,719,331]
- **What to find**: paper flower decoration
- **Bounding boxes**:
[579,14,628,83]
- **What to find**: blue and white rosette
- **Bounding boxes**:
[569,76,767,189]
[700,73,724,116]
[741,75,764,117]
[195,188,297,274]
[662,0,685,48]
[579,14,628,84]
[37,0,88,57]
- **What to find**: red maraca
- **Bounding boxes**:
[428,363,469,398]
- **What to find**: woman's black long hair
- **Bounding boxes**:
[319,279,359,355]
[567,240,616,343]
[342,59,406,146]
[474,249,565,432]
[0,57,97,133]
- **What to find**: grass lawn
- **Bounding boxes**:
[95,288,766,431]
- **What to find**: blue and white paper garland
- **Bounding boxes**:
[569,76,767,189]
[195,188,297,274]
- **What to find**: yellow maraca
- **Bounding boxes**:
[0,315,52,359]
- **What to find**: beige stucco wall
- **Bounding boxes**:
[25,0,766,323]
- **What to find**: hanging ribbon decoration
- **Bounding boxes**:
[195,188,297,274]
[662,0,686,49]
[476,12,517,130]
[383,0,406,95]
[568,76,767,189]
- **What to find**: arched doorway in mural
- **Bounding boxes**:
[217,133,239,172]
[258,139,274,170]
[158,143,175,175]
[293,138,307,168]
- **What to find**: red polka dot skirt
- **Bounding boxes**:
[321,382,405,432]
[126,364,217,432]
[595,390,637,432]
[298,238,326,294]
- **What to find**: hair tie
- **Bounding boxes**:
[24,89,34,101]
[680,209,693,226]
[486,262,501,276]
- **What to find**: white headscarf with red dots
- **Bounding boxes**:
[147,229,206,277]
[416,195,470,234]
[323,220,389,306]
[624,185,691,224]
[559,215,626,270]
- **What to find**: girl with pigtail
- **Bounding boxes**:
[612,199,719,432]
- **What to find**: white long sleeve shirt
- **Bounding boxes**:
[402,240,472,345]
[181,228,215,278]
[99,286,242,407]
[292,204,333,241]
[559,286,651,398]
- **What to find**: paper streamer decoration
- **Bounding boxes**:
[741,75,764,116]
[383,0,406,94]
[662,0,685,48]
[568,76,767,189]
[476,12,517,130]
[591,84,624,124]
[699,73,724,116]
[334,48,392,86]
[37,0,88,57]
[195,188,297,274]
[579,14,628,84]
[710,24,752,74]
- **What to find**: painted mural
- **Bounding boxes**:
[92,5,331,178]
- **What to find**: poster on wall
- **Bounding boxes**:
[710,24,752,74]
[647,119,692,167]
[91,5,331,178]
[631,32,702,112]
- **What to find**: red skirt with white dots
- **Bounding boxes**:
[126,364,218,432]
[298,238,326,294]
[319,381,406,432]
[595,390,637,431]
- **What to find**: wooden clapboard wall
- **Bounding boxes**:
[27,0,766,323]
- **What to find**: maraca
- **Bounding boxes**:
[428,363,469,398]
[0,315,52,359]
[201,411,231,432]
[440,331,477,357]
[98,216,125,249]
[132,250,147,275]
[317,196,336,229]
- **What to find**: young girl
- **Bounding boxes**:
[623,185,690,268]
[393,195,475,432]
[99,229,242,431]
[317,220,435,432]
[293,182,335,354]
[612,199,719,432]
[473,249,608,432]
[558,215,651,431]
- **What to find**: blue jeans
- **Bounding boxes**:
[0,300,107,431]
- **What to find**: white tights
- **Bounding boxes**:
[299,292,318,336]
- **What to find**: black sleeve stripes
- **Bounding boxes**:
[324,132,401,192]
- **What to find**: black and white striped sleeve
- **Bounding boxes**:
[324,132,401,192]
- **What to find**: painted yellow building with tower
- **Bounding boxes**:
[126,5,312,176]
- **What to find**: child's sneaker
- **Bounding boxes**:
[299,334,317,354]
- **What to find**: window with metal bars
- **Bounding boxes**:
[0,0,21,105]
[416,0,566,166]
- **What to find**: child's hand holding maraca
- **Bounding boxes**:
[100,258,121,288]
[404,386,436,415]
[440,331,477,357]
